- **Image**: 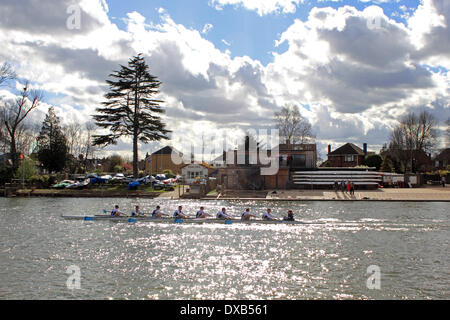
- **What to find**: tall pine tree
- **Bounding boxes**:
[93,54,170,178]
[37,107,68,173]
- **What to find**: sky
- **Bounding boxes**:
[0,0,449,161]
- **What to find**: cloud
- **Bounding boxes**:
[202,23,213,34]
[0,0,449,159]
[409,0,450,68]
[221,39,231,46]
[209,0,303,16]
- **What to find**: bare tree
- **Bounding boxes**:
[63,121,82,156]
[1,83,43,170]
[0,62,16,87]
[80,121,101,171]
[387,110,438,172]
[274,104,315,144]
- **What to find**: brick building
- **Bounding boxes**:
[145,146,184,175]
[216,142,317,190]
[433,148,450,170]
[322,143,368,167]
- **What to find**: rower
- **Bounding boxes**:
[283,210,295,221]
[173,205,187,219]
[131,205,143,217]
[196,206,209,219]
[152,205,167,218]
[262,208,278,221]
[241,208,257,221]
[111,205,124,217]
[216,207,232,220]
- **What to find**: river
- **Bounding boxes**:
[0,197,448,299]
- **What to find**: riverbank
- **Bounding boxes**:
[11,188,162,198]
[6,185,450,201]
[231,186,450,202]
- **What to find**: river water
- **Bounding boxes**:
[0,197,448,299]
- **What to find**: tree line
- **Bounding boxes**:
[1,56,448,183]
[0,55,170,181]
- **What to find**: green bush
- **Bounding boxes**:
[14,158,38,180]
[114,165,124,173]
[365,154,383,170]
[163,169,175,178]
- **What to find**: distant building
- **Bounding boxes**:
[181,162,216,184]
[433,148,450,170]
[407,150,433,172]
[278,142,317,169]
[321,143,369,168]
[216,142,318,190]
[211,154,227,168]
[145,146,184,175]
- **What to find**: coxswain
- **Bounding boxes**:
[283,210,295,221]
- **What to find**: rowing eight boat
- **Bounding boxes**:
[61,214,325,225]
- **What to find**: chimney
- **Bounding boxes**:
[363,143,367,155]
[328,144,331,154]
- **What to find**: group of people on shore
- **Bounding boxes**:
[334,180,355,195]
[110,205,295,221]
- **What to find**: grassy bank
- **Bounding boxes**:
[11,184,177,198]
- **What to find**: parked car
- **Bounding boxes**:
[111,173,125,182]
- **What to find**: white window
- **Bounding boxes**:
[345,155,354,162]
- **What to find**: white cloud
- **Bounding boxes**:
[1,0,449,159]
[209,0,304,16]
[202,23,213,34]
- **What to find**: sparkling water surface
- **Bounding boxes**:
[0,197,449,299]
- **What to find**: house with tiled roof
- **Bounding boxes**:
[321,143,369,168]
[145,146,184,175]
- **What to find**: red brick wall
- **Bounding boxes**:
[327,155,365,167]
